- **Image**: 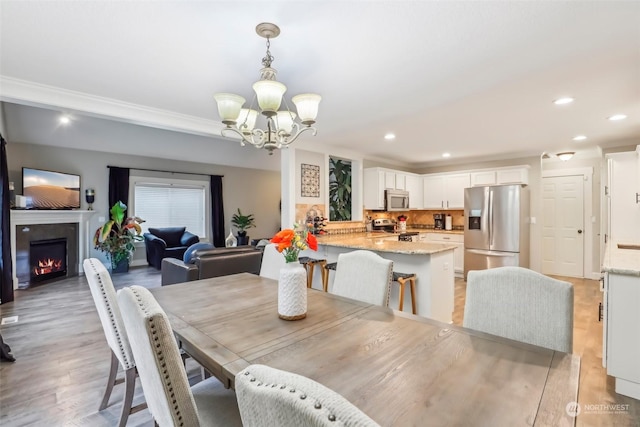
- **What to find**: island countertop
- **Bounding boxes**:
[316,233,457,255]
[602,241,640,276]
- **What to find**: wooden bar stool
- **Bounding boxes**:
[392,271,417,314]
[298,257,327,289]
[321,262,337,292]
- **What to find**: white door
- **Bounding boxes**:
[542,175,584,277]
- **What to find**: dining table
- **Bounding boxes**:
[149,273,580,426]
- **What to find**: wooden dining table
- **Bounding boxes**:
[149,273,580,426]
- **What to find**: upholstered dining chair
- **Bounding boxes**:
[463,266,574,353]
[235,364,380,427]
[259,243,287,281]
[331,250,393,306]
[117,285,242,426]
[83,258,141,427]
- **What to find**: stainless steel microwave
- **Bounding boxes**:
[385,189,410,211]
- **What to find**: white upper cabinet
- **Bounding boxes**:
[423,173,470,209]
[385,172,406,190]
[497,167,529,185]
[471,171,496,187]
[363,168,386,210]
[405,174,423,209]
[607,150,640,242]
[471,167,529,187]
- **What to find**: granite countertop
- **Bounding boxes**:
[602,242,640,276]
[316,233,457,255]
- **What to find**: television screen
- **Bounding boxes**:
[22,168,81,209]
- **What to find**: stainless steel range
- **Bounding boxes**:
[372,218,396,232]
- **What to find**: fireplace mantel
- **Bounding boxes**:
[10,210,96,289]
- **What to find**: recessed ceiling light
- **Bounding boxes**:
[553,97,574,105]
[384,133,396,141]
[442,152,451,158]
[572,135,587,141]
[59,115,71,125]
[608,114,627,121]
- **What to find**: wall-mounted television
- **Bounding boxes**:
[22,168,81,209]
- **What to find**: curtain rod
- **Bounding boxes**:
[107,165,223,178]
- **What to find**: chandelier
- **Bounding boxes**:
[214,23,321,155]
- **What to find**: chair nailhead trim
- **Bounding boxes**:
[314,402,322,409]
[300,394,307,400]
[328,414,336,421]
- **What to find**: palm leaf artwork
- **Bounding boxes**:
[329,157,352,221]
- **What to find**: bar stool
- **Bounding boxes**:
[321,262,337,292]
[392,271,417,314]
[298,257,328,289]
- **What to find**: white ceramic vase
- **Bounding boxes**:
[278,262,307,320]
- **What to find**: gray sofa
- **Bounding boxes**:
[161,246,263,286]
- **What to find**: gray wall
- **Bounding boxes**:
[7,142,281,266]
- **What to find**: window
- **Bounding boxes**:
[131,176,208,238]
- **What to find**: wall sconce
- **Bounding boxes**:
[85,188,95,210]
[556,152,575,161]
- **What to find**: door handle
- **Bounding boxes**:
[578,229,583,234]
[598,302,603,322]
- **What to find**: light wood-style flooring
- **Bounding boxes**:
[0,268,638,426]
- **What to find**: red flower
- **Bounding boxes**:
[306,233,318,251]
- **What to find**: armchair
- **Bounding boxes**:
[143,227,199,269]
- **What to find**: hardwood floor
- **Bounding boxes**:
[1,268,638,426]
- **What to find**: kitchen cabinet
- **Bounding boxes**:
[470,167,529,187]
[470,171,496,187]
[423,232,464,277]
[364,168,410,210]
[363,168,386,210]
[423,173,470,209]
[607,150,640,242]
[602,269,640,399]
[405,174,423,209]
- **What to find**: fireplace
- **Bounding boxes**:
[15,222,79,288]
[10,210,94,290]
[30,238,68,283]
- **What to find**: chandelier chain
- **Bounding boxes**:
[262,37,274,68]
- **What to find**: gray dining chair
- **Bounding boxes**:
[235,364,380,427]
[259,243,287,281]
[117,285,242,426]
[330,250,393,306]
[463,266,574,353]
[83,258,141,427]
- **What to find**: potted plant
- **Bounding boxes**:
[231,208,255,246]
[93,201,145,273]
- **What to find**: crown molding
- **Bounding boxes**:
[0,76,226,137]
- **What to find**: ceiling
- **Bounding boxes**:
[1,1,639,170]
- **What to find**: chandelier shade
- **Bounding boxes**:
[214,22,321,154]
[213,93,246,125]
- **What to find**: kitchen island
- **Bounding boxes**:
[306,233,457,323]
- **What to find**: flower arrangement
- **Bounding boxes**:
[271,225,318,263]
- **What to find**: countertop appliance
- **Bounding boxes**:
[433,214,444,230]
[398,232,419,242]
[464,184,530,279]
[385,189,410,212]
[372,218,396,232]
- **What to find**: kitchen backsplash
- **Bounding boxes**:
[365,209,465,229]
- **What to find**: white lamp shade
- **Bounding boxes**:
[276,111,297,135]
[237,108,258,134]
[253,80,286,114]
[292,93,321,125]
[214,93,245,124]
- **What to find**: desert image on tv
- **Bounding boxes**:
[23,170,80,209]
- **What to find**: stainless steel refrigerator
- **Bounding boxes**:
[464,184,530,279]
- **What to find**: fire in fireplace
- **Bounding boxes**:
[29,238,68,283]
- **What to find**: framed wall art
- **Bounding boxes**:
[301,163,320,197]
